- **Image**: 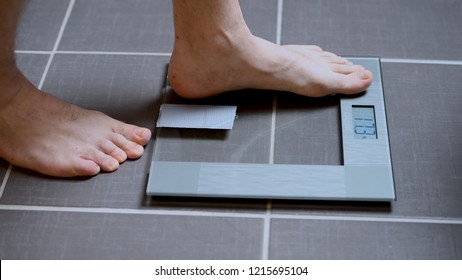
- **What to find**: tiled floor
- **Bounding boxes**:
[1,0,461,259]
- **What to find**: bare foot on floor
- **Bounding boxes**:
[0,68,151,177]
[168,28,373,98]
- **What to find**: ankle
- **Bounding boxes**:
[0,66,29,110]
[169,20,254,97]
[172,0,251,47]
[174,20,251,55]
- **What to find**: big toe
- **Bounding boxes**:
[46,157,101,177]
[72,159,101,177]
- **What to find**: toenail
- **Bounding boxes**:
[126,144,144,159]
[106,158,119,171]
[138,129,146,136]
[137,128,150,139]
[135,144,144,155]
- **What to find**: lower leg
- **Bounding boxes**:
[0,0,23,108]
[169,0,373,98]
[0,0,151,177]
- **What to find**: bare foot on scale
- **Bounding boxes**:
[169,31,373,99]
[168,0,373,99]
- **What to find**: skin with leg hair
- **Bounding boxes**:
[0,0,151,177]
[169,0,373,98]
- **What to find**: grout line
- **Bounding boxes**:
[37,53,54,90]
[38,0,75,89]
[55,51,172,56]
[261,200,272,260]
[14,50,52,55]
[0,165,13,200]
[52,0,75,52]
[381,58,462,66]
[268,0,283,165]
[15,50,172,57]
[0,204,264,219]
[14,49,462,67]
[270,214,462,225]
[268,95,277,164]
[261,0,284,259]
[276,0,283,45]
[1,204,462,225]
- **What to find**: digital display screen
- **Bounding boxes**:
[352,106,377,139]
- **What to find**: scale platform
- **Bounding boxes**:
[147,57,396,201]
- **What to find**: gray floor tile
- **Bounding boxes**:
[240,0,279,43]
[58,0,174,52]
[282,0,462,60]
[382,63,462,217]
[0,210,264,259]
[272,63,462,218]
[270,219,462,259]
[16,0,70,51]
[15,54,50,87]
[58,0,278,52]
[41,54,167,128]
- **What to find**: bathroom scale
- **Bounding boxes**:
[147,57,396,201]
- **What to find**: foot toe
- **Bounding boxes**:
[110,133,145,159]
[101,156,120,172]
[83,149,120,173]
[99,139,127,163]
[72,159,101,177]
[331,64,365,75]
[48,157,101,177]
[116,123,151,146]
[333,70,373,94]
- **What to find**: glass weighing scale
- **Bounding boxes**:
[147,57,396,201]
